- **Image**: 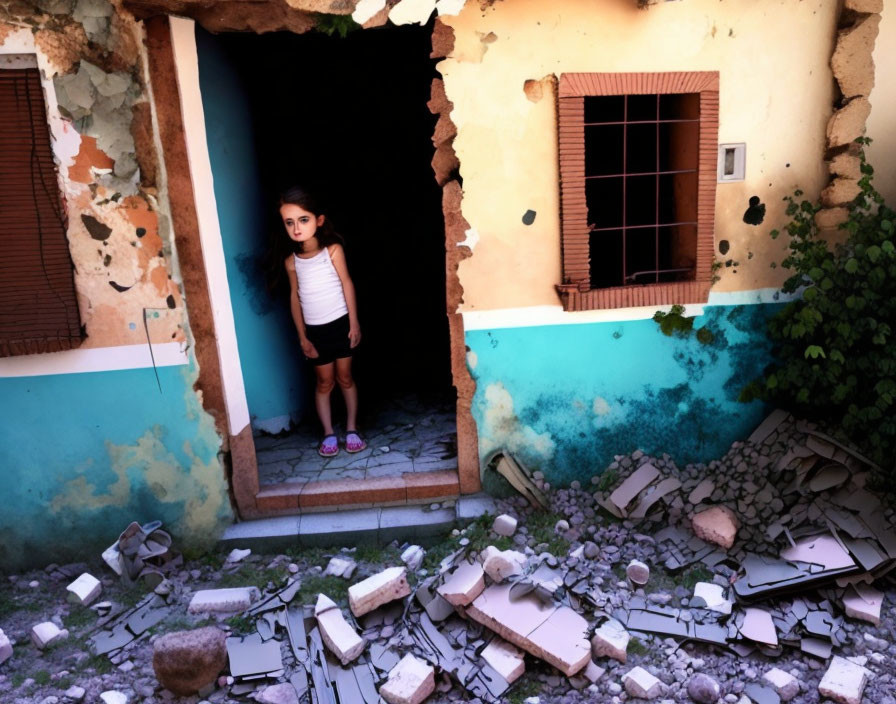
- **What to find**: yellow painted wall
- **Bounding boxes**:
[867,1,896,204]
[439,0,838,310]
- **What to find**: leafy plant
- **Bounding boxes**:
[315,13,360,38]
[653,304,714,345]
[741,138,896,482]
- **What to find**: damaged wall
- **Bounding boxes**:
[866,1,896,204]
[0,2,231,570]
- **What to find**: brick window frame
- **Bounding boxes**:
[0,62,82,356]
[556,71,719,311]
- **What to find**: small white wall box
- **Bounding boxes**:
[718,143,746,181]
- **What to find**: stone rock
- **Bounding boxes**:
[818,655,868,704]
[315,594,365,665]
[225,548,251,563]
[827,98,871,148]
[687,673,720,703]
[831,14,881,98]
[401,545,425,572]
[626,560,649,585]
[324,557,357,579]
[693,582,732,615]
[493,514,518,536]
[481,638,525,683]
[483,549,526,583]
[622,666,663,699]
[829,151,863,179]
[822,178,862,207]
[0,628,11,664]
[437,560,485,606]
[844,0,883,11]
[349,567,411,617]
[591,618,630,663]
[66,573,102,606]
[31,622,67,649]
[688,479,715,505]
[763,667,799,702]
[380,653,436,704]
[257,683,299,704]
[188,587,258,614]
[63,685,86,700]
[99,693,127,704]
[152,627,227,696]
[691,506,739,550]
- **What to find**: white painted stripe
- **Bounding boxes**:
[461,288,796,331]
[170,18,251,437]
[0,342,188,378]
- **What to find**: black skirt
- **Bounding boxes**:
[304,314,355,366]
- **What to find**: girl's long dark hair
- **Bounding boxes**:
[265,185,344,296]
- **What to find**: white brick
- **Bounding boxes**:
[482,550,526,583]
[493,514,518,537]
[380,653,435,704]
[693,582,732,615]
[99,691,128,704]
[187,587,258,614]
[481,638,525,683]
[842,584,883,626]
[401,545,425,571]
[763,667,800,702]
[315,594,365,666]
[591,618,630,663]
[31,622,67,649]
[348,567,411,618]
[818,656,868,704]
[583,660,606,683]
[0,628,12,664]
[622,666,663,699]
[66,573,102,606]
[437,560,485,606]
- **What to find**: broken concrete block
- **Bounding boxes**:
[688,479,715,504]
[152,627,227,696]
[608,463,660,514]
[591,618,630,663]
[324,557,357,579]
[831,13,881,99]
[481,638,525,683]
[763,667,799,702]
[380,653,436,704]
[225,548,251,563]
[437,560,485,606]
[315,594,365,666]
[0,628,12,664]
[348,567,411,617]
[691,506,739,549]
[467,583,590,676]
[622,666,663,699]
[31,622,67,649]
[740,608,778,647]
[693,582,732,615]
[64,685,86,700]
[818,655,868,704]
[483,549,526,583]
[826,98,871,149]
[626,560,649,585]
[842,583,883,625]
[188,587,258,614]
[66,572,102,606]
[401,545,425,572]
[493,514,518,536]
[583,660,605,684]
[257,683,299,704]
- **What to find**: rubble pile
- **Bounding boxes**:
[1,411,895,703]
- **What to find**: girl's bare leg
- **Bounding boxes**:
[314,363,336,435]
[335,356,359,431]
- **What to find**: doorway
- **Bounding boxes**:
[195,22,457,499]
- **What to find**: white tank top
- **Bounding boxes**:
[293,247,348,325]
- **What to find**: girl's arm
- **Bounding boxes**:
[285,257,318,358]
[328,244,361,348]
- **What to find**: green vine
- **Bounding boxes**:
[741,138,896,481]
[314,13,360,38]
[653,304,714,344]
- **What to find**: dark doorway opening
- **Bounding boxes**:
[206,22,456,486]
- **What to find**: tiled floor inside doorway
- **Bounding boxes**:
[255,395,457,488]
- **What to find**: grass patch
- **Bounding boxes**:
[285,546,330,567]
[628,638,650,656]
[85,654,114,675]
[225,614,255,633]
[676,565,713,591]
[296,574,349,606]
[595,469,618,492]
[64,606,98,630]
[0,588,41,619]
[354,545,401,565]
[117,583,148,608]
[420,538,458,573]
[461,514,513,555]
[32,670,51,686]
[217,565,285,589]
[506,674,541,704]
[525,511,571,557]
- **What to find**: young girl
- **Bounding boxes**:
[279,186,366,457]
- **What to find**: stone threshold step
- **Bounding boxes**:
[219,493,497,552]
[255,469,460,513]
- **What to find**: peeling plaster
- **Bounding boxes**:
[352,0,387,24]
[458,226,479,250]
[389,0,437,26]
[481,381,557,462]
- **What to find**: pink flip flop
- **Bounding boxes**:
[345,431,367,454]
[318,434,339,457]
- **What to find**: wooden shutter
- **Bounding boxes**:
[0,67,83,356]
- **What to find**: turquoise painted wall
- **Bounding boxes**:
[196,26,307,431]
[0,363,232,573]
[467,303,781,486]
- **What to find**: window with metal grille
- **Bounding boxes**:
[0,60,83,356]
[557,72,719,311]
